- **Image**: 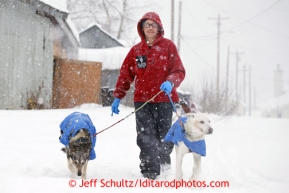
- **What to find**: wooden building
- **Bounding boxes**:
[79,24,124,49]
[0,0,102,109]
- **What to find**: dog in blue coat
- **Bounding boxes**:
[164,112,213,180]
[59,112,96,179]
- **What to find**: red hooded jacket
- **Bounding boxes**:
[113,12,186,103]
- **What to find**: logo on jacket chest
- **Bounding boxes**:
[136,55,147,68]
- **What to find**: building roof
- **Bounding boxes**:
[32,0,79,45]
[78,47,129,70]
[39,0,69,13]
[79,23,124,49]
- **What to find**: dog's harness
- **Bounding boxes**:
[70,136,91,150]
[164,117,206,156]
[59,112,96,160]
[164,93,207,157]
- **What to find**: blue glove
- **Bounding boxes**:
[160,81,173,95]
[111,98,121,116]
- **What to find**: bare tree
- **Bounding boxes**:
[190,77,240,116]
[66,0,156,46]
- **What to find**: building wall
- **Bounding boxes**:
[52,58,102,109]
[0,0,54,109]
[101,69,134,107]
[53,17,79,60]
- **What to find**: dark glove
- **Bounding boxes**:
[160,81,173,95]
[111,98,120,116]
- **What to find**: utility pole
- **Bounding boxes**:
[243,65,246,103]
[225,46,230,111]
[171,0,175,42]
[235,51,240,99]
[177,0,182,53]
[254,87,256,109]
[240,64,249,115]
[248,65,251,116]
[208,14,229,100]
[231,50,245,99]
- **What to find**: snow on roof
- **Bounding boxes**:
[39,1,79,43]
[79,23,102,34]
[261,91,289,111]
[78,47,129,70]
[40,0,69,13]
[66,16,79,42]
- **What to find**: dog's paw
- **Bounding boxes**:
[189,173,200,181]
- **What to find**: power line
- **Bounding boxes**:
[272,7,289,13]
[199,0,289,40]
[201,0,281,22]
[181,35,214,69]
[184,5,209,33]
[251,76,289,84]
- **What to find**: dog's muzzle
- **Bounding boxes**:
[78,171,82,176]
[208,127,213,134]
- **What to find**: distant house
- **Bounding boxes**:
[260,65,289,118]
[0,0,101,109]
[78,47,134,107]
[261,91,289,118]
[79,24,124,49]
[78,24,131,107]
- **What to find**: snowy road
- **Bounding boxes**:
[0,105,288,192]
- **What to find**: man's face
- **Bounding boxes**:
[142,19,159,40]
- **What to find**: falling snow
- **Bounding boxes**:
[0,104,288,192]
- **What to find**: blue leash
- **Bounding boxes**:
[167,93,177,112]
[167,93,185,132]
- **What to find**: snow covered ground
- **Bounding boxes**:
[1,104,289,193]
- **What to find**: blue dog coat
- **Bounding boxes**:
[59,112,96,160]
[164,117,206,156]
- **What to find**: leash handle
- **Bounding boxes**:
[94,90,164,136]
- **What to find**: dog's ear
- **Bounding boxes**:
[61,147,66,153]
[184,113,194,118]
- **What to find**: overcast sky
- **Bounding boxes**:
[133,0,289,107]
[53,0,289,108]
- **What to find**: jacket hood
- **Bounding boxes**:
[137,12,164,40]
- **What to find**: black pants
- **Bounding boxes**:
[134,102,174,175]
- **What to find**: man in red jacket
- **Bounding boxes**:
[111,12,186,180]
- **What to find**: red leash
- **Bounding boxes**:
[93,90,163,136]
